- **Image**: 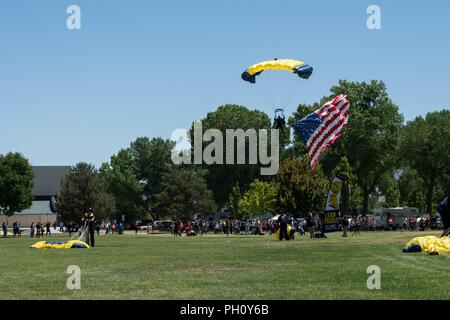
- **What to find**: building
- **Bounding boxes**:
[4,166,71,226]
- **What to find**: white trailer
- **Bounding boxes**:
[372,207,419,229]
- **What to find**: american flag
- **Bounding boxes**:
[293,94,350,170]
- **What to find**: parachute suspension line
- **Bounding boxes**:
[259,75,273,110]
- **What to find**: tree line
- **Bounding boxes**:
[1,80,449,223]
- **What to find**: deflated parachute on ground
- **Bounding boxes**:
[31,240,90,249]
[273,224,292,240]
[403,235,450,254]
[241,58,313,83]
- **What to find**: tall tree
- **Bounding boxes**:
[274,157,328,217]
[377,173,401,208]
[0,152,34,216]
[227,183,243,219]
[102,137,175,220]
[399,110,450,213]
[58,163,115,223]
[398,167,426,211]
[331,156,362,214]
[238,179,278,218]
[192,104,272,207]
[153,169,216,220]
[290,80,404,215]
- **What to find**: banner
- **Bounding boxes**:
[321,173,348,233]
[320,210,340,232]
[325,174,346,211]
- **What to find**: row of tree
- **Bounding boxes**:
[1,80,448,223]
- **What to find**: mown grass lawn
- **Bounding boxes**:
[0,231,449,300]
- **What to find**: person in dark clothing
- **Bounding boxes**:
[437,197,449,237]
[306,213,316,239]
[83,208,96,247]
[30,222,35,238]
[278,214,289,241]
[223,219,230,236]
[2,222,7,238]
[341,217,349,238]
[36,222,41,238]
[45,222,51,236]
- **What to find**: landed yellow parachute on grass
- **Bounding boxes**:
[273,224,292,240]
[403,235,450,254]
[31,240,90,249]
[241,58,313,83]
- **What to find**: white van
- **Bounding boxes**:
[372,207,419,229]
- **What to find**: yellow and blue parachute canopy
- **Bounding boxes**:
[241,58,313,83]
[31,240,90,249]
[403,235,450,253]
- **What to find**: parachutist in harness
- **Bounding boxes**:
[437,196,450,237]
[82,208,96,247]
[278,213,290,241]
[274,108,286,130]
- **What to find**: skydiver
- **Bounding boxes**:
[278,213,289,241]
[274,115,286,130]
[83,208,96,247]
[437,197,449,237]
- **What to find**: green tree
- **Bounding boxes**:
[274,157,328,217]
[398,167,426,211]
[377,173,401,208]
[0,152,34,216]
[153,169,216,220]
[58,163,115,223]
[290,80,404,215]
[399,110,450,214]
[192,104,272,207]
[238,179,277,218]
[331,156,362,214]
[227,183,243,219]
[100,149,146,222]
[102,137,175,220]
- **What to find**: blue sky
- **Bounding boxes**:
[1,0,449,166]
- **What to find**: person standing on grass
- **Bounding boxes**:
[172,221,178,237]
[45,222,51,236]
[352,218,361,236]
[278,214,289,241]
[12,222,17,238]
[2,222,7,237]
[87,209,96,247]
[223,218,230,236]
[82,209,96,246]
[341,217,349,238]
[30,222,35,238]
[307,213,315,239]
[35,222,41,238]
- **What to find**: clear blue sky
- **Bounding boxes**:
[1,0,449,166]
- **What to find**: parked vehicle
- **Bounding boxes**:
[372,207,419,230]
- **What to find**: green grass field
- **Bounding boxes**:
[0,231,449,300]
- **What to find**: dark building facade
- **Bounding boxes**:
[6,166,71,226]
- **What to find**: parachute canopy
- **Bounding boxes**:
[403,235,450,254]
[31,240,90,249]
[241,58,313,83]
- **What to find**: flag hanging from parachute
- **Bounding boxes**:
[292,94,350,170]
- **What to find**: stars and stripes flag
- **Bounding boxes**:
[292,94,350,170]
